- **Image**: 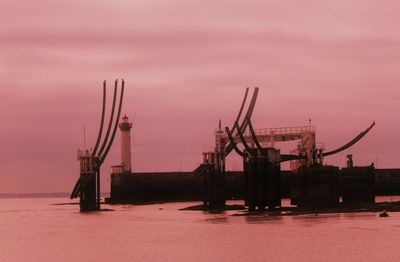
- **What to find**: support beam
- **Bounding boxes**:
[92,82,107,156]
[70,79,125,212]
[225,87,259,157]
[100,80,125,164]
[323,121,375,157]
[97,80,118,157]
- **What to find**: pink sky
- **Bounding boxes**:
[1,1,400,193]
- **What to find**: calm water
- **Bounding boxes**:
[1,197,400,262]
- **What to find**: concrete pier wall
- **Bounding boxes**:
[109,168,400,204]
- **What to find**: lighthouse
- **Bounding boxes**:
[119,114,132,172]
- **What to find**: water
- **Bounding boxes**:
[1,197,400,262]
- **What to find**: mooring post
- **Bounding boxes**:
[246,153,256,211]
[266,160,280,209]
[203,166,209,207]
[256,152,267,211]
[266,148,281,209]
[243,156,249,206]
[220,157,226,208]
[80,171,97,212]
[96,168,100,210]
[202,152,226,210]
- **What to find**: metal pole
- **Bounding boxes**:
[83,126,86,151]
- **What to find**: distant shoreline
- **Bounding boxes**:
[0,192,110,198]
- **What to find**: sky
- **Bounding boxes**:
[1,0,400,193]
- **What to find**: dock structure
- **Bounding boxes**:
[71,80,125,212]
[108,167,400,205]
[103,86,377,211]
[200,122,227,209]
[375,169,400,195]
[341,166,375,204]
[242,148,281,211]
[226,120,282,210]
[291,166,340,207]
[74,151,99,211]
[194,87,376,210]
[109,171,246,203]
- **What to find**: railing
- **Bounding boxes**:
[202,146,215,154]
[202,126,316,155]
[244,125,315,137]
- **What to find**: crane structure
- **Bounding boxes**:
[199,87,375,210]
[71,79,125,212]
[221,124,318,170]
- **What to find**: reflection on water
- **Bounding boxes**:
[290,213,342,227]
[204,214,229,224]
[1,197,400,262]
[245,213,284,224]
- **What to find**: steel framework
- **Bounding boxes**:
[199,87,376,210]
[71,79,125,211]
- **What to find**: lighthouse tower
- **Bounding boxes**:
[119,114,132,172]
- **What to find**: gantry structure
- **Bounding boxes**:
[71,80,125,212]
[197,87,375,210]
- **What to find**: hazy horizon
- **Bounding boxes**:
[2,1,400,193]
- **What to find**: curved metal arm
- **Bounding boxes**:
[323,121,376,157]
[70,80,125,201]
[97,80,118,157]
[92,81,107,156]
[238,87,259,132]
[224,88,249,156]
[70,171,97,199]
[234,121,256,156]
[225,127,246,157]
[228,87,249,133]
[100,80,125,164]
[247,116,264,152]
[71,176,83,199]
[225,87,259,156]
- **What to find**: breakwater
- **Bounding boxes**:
[108,168,400,204]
